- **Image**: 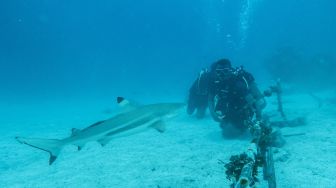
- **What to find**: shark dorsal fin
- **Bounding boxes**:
[71,128,81,136]
[116,97,139,111]
[117,96,125,104]
[116,97,130,106]
[117,97,133,107]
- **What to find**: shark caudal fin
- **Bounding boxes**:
[15,136,63,165]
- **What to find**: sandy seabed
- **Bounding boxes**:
[0,91,335,188]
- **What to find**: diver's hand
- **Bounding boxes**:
[187,96,207,119]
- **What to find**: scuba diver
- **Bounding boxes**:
[187,58,266,137]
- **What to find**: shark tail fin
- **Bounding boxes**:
[15,136,63,165]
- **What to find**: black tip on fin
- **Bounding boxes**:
[49,155,57,165]
[117,97,124,104]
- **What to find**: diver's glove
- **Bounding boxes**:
[187,69,210,118]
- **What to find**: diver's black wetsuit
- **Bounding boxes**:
[187,59,265,133]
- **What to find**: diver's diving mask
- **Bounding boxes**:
[215,66,234,81]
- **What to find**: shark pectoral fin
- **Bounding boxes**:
[150,120,166,133]
[71,128,81,136]
[15,136,63,165]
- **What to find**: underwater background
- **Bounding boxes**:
[1,0,335,187]
[1,0,335,100]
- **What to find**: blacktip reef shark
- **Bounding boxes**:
[15,97,185,165]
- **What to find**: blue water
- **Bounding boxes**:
[1,0,335,100]
[1,1,336,187]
